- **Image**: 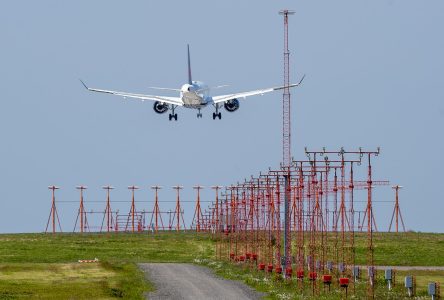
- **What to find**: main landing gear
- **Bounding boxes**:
[169,105,178,121]
[212,104,222,120]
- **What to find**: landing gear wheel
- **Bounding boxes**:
[212,113,216,120]
[169,114,172,121]
[218,112,222,119]
[174,114,178,121]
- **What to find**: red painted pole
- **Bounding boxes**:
[76,186,87,233]
[128,186,139,233]
[102,186,114,233]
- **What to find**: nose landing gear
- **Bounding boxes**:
[197,108,203,118]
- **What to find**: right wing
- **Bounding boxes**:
[80,80,183,106]
[211,75,305,104]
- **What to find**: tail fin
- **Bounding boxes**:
[187,44,192,84]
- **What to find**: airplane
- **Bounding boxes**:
[80,45,304,121]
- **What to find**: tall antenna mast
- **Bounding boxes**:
[279,9,294,167]
[279,9,295,278]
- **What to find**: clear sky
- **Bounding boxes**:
[1,1,443,233]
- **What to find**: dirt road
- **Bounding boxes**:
[139,263,263,300]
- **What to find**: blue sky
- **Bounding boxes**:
[0,1,443,233]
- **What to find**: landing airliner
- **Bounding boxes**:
[80,45,304,121]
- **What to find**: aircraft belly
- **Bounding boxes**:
[182,92,204,107]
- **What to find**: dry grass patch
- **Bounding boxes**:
[0,262,141,299]
[0,263,116,282]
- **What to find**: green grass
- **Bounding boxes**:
[354,232,444,266]
[0,232,213,299]
[0,231,442,299]
[0,262,150,299]
[0,232,213,263]
[196,259,444,299]
[206,231,444,299]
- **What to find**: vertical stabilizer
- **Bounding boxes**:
[187,44,192,84]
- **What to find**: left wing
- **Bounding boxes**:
[80,80,183,106]
[211,75,305,104]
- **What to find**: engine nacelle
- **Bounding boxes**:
[224,99,240,112]
[153,101,169,114]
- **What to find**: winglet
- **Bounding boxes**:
[79,79,90,90]
[297,74,306,85]
[187,44,192,85]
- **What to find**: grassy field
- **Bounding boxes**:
[0,232,212,299]
[0,262,147,299]
[197,259,444,299]
[0,232,442,299]
[0,233,213,263]
[354,232,444,266]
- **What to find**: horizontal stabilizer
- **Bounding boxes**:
[147,86,181,92]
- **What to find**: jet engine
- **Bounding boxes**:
[224,99,240,112]
[153,101,169,114]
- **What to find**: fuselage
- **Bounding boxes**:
[180,81,210,109]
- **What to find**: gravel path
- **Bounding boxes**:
[372,266,444,271]
[139,263,264,300]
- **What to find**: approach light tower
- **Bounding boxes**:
[76,186,88,233]
[102,185,114,233]
[128,186,139,233]
[150,185,165,233]
[192,186,204,232]
[389,185,406,232]
[279,9,295,277]
[45,185,62,234]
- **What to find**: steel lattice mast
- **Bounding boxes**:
[280,9,294,168]
[279,9,295,277]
